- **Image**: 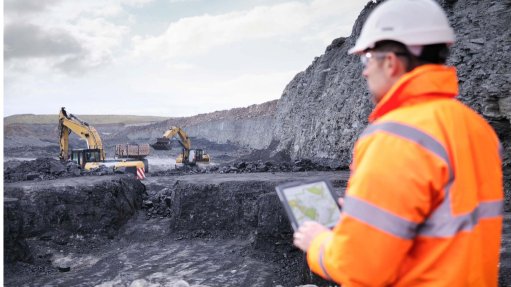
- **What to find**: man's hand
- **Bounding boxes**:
[293,221,329,252]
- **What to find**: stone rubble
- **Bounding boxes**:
[3,157,133,183]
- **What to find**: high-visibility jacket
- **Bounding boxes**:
[307,64,504,286]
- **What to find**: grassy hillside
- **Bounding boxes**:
[4,114,169,125]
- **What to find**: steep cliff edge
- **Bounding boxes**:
[271,1,374,166]
[271,0,510,168]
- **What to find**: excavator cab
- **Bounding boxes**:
[176,148,208,165]
[192,149,209,163]
[70,149,102,168]
[180,149,209,165]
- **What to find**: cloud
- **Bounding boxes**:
[4,2,130,75]
[4,1,368,117]
[4,23,83,60]
[131,0,364,60]
[71,18,129,64]
[168,0,199,3]
[194,71,297,107]
[131,2,308,59]
[4,0,62,14]
[121,0,156,8]
[112,64,296,115]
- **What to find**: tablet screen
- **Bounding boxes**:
[276,180,341,231]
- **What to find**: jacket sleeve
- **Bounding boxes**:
[306,123,450,286]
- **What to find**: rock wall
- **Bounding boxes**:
[3,176,145,262]
[272,38,370,168]
[118,100,278,149]
[443,0,511,165]
[270,1,374,167]
[271,0,511,168]
[184,116,274,149]
[142,172,348,252]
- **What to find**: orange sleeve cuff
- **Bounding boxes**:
[307,230,333,279]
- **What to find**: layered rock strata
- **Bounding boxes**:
[4,176,145,263]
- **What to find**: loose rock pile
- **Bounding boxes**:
[4,156,341,184]
[216,159,338,173]
[3,158,128,183]
[149,159,340,178]
[141,188,173,219]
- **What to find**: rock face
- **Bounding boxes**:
[3,176,145,263]
[270,1,375,167]
[441,0,511,166]
[184,116,274,150]
[4,198,33,263]
[115,100,278,150]
[183,101,277,149]
[142,172,348,260]
[271,36,370,168]
[271,0,511,167]
[143,172,346,233]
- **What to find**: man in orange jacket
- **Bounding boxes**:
[293,0,504,286]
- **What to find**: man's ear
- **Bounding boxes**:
[386,53,405,77]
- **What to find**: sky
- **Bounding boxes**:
[3,0,369,117]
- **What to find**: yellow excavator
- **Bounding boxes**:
[151,126,210,165]
[58,107,146,174]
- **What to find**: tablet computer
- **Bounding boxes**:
[275,179,341,231]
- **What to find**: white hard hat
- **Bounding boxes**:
[348,0,455,54]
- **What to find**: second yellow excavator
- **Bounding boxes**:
[151,126,210,165]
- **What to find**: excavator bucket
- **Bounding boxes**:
[151,137,172,150]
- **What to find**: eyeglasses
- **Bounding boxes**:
[360,51,408,67]
[360,51,389,67]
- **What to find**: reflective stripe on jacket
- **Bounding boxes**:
[307,65,503,286]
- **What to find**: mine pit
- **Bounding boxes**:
[4,170,350,287]
[4,165,510,286]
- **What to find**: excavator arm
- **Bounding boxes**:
[58,107,106,161]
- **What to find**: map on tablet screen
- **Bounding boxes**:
[275,179,341,231]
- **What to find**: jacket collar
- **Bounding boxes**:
[369,64,459,122]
